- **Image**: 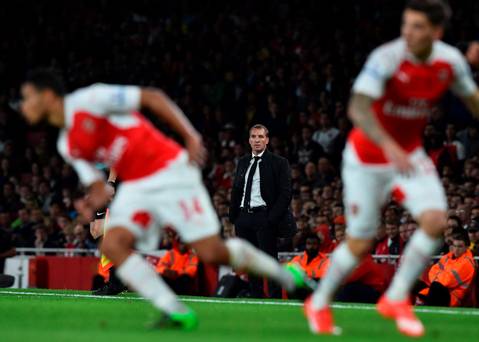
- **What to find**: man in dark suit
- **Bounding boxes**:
[229,124,295,298]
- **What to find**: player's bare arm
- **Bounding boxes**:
[348,93,413,173]
[140,88,207,167]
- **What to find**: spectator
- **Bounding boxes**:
[457,125,479,159]
[303,162,319,188]
[0,228,15,272]
[10,208,33,246]
[332,215,346,243]
[156,240,199,295]
[416,229,475,307]
[1,182,22,213]
[336,255,388,304]
[289,234,329,280]
[73,223,96,249]
[312,113,339,155]
[220,217,236,239]
[290,197,303,219]
[292,216,311,252]
[399,221,417,245]
[295,126,324,165]
[315,158,336,187]
[467,220,479,256]
[444,124,465,161]
[313,224,336,253]
[375,221,403,256]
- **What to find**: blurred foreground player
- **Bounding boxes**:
[305,0,479,337]
[90,169,126,295]
[20,71,311,330]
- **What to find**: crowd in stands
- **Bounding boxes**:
[0,0,479,305]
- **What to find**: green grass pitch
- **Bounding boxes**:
[0,289,478,342]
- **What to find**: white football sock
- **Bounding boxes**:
[116,253,187,314]
[311,242,359,310]
[225,238,295,291]
[386,229,441,301]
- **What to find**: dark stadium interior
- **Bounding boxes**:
[1,0,479,307]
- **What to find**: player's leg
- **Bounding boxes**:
[306,145,388,335]
[189,235,301,292]
[103,181,198,330]
[384,210,445,301]
[101,226,197,330]
[377,209,445,337]
[378,151,446,337]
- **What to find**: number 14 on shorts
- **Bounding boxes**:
[179,197,204,221]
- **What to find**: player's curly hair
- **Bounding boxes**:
[406,0,451,26]
[24,68,66,96]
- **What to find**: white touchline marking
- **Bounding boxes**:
[1,290,479,317]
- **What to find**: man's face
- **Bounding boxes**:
[376,225,386,240]
[385,224,399,239]
[74,225,86,240]
[3,183,13,197]
[305,237,320,257]
[249,128,269,154]
[456,205,469,222]
[451,239,467,259]
[335,227,345,242]
[291,199,302,212]
[31,209,43,222]
[468,229,479,244]
[399,224,408,241]
[20,83,50,125]
[305,162,316,176]
[18,209,29,222]
[320,114,330,128]
[302,127,312,142]
[401,9,443,58]
[178,242,188,254]
[447,219,460,230]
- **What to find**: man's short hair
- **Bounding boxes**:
[249,124,269,137]
[305,232,321,243]
[405,0,451,26]
[447,215,463,227]
[451,227,470,246]
[24,68,66,96]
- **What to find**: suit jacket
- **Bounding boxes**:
[229,150,296,237]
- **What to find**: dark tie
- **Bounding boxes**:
[244,156,261,209]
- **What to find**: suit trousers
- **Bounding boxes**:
[234,210,281,298]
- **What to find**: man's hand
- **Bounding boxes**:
[185,134,207,167]
[382,140,414,175]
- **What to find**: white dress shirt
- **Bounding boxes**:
[240,150,267,208]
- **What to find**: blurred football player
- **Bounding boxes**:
[305,0,479,337]
[20,71,311,330]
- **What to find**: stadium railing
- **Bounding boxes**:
[14,248,479,261]
[14,248,165,257]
